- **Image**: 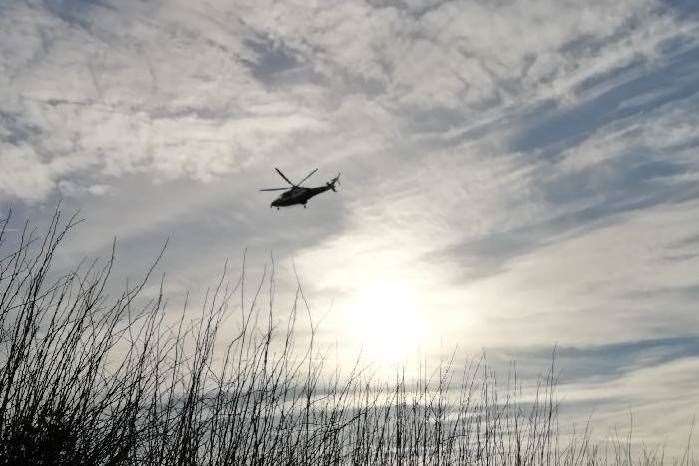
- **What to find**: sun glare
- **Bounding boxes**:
[345,280,428,369]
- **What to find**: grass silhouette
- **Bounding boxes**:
[0,208,694,465]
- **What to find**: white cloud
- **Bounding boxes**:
[559,356,699,451]
[58,179,111,197]
[2,0,699,448]
[0,143,54,202]
[2,0,693,202]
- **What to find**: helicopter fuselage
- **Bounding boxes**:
[271,185,333,208]
[261,168,339,209]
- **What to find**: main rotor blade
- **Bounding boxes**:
[259,188,289,191]
[275,168,295,186]
[296,168,318,187]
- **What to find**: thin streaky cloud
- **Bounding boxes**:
[1,0,698,452]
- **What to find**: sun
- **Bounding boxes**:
[345,280,428,369]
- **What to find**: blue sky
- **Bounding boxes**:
[1,0,699,450]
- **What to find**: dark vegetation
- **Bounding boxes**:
[0,208,694,465]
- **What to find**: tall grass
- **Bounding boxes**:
[0,208,694,465]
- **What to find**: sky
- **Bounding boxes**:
[1,0,699,450]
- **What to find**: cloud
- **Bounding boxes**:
[2,0,699,450]
[557,355,699,447]
[0,142,54,201]
[57,179,111,197]
[2,0,696,204]
[483,336,699,384]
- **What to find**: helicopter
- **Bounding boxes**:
[260,168,340,209]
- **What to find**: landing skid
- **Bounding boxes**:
[272,204,307,211]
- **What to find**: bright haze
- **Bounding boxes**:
[1,0,699,449]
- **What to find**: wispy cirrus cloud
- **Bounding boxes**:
[2,0,699,451]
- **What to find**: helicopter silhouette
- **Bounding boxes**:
[260,168,340,209]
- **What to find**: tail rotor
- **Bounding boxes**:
[328,173,341,192]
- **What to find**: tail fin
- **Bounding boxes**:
[327,173,340,192]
